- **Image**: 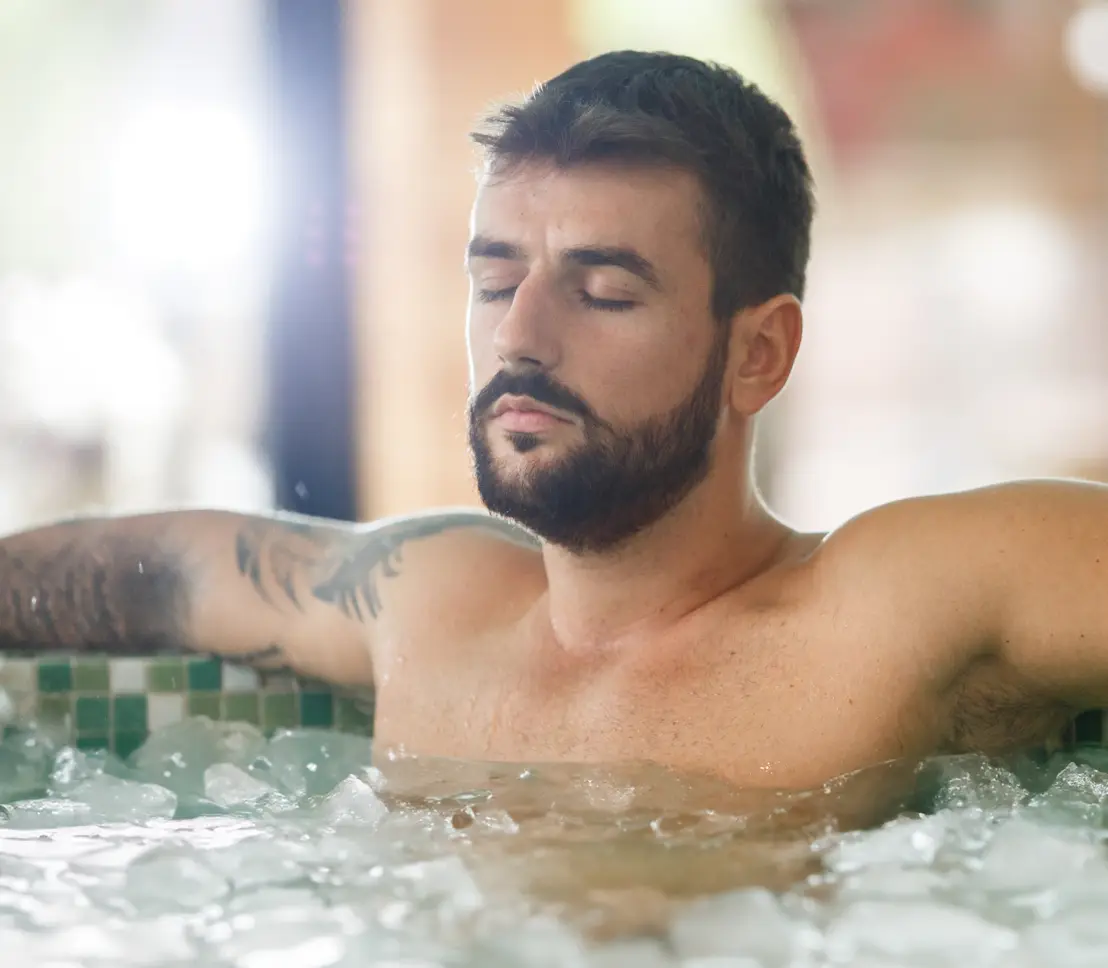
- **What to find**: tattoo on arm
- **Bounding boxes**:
[0,536,191,655]
[234,512,538,623]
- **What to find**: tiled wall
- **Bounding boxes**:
[0,655,374,757]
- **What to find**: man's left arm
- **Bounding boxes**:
[979,479,1108,711]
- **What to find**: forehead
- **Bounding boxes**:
[470,161,708,268]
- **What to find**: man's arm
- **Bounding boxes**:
[0,507,538,688]
[973,479,1108,711]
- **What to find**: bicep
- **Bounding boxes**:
[988,480,1108,709]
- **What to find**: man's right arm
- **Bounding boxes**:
[0,507,538,688]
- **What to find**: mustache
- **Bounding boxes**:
[470,370,595,423]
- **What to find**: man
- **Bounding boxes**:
[1,50,1105,793]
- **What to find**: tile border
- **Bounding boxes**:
[0,654,374,754]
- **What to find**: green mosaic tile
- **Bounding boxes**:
[147,659,185,692]
[187,658,222,691]
[115,732,146,759]
[263,693,297,730]
[75,696,110,732]
[72,660,110,693]
[223,693,260,725]
[114,695,147,733]
[188,694,222,719]
[300,692,333,728]
[335,697,371,732]
[38,661,73,694]
[38,695,73,725]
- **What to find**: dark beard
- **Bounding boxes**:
[467,329,729,554]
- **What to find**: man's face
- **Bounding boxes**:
[465,161,729,554]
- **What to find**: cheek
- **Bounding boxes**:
[586,335,703,419]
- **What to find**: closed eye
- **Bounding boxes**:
[580,292,636,312]
[476,286,517,304]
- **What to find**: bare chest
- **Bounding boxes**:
[372,616,944,789]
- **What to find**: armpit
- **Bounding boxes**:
[945,654,1072,754]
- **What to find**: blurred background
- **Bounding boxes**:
[0,0,1105,536]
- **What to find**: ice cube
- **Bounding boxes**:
[587,938,674,968]
[205,837,306,891]
[967,820,1101,894]
[827,813,947,872]
[668,888,817,964]
[251,729,373,799]
[1024,761,1108,826]
[928,754,1028,812]
[0,798,93,828]
[838,864,947,901]
[825,900,1018,963]
[477,915,586,968]
[0,728,59,801]
[67,774,178,823]
[392,856,483,911]
[122,849,230,912]
[205,764,279,808]
[314,775,388,827]
[236,933,346,968]
[1024,905,1108,967]
[49,747,133,796]
[129,717,266,796]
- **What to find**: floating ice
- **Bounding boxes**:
[0,797,93,827]
[969,820,1102,895]
[393,856,483,911]
[827,812,947,871]
[48,747,133,795]
[826,899,1019,963]
[122,848,230,913]
[204,763,280,809]
[0,727,59,801]
[129,717,266,797]
[669,888,817,964]
[249,728,374,799]
[587,938,674,968]
[67,774,177,824]
[1023,761,1108,826]
[6,727,1108,966]
[928,754,1029,812]
[313,774,389,826]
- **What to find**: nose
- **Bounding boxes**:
[491,275,562,370]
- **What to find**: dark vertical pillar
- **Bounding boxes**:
[264,0,358,521]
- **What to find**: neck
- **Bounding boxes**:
[537,467,793,652]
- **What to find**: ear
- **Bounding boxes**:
[727,294,803,415]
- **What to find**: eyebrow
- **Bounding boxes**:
[466,235,663,291]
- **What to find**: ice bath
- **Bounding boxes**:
[2,714,1108,967]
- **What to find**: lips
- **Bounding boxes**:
[490,395,573,423]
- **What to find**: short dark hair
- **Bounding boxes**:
[471,50,815,321]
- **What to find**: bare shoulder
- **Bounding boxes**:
[800,487,1021,660]
[336,506,544,614]
[802,478,1107,658]
[816,479,1108,571]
